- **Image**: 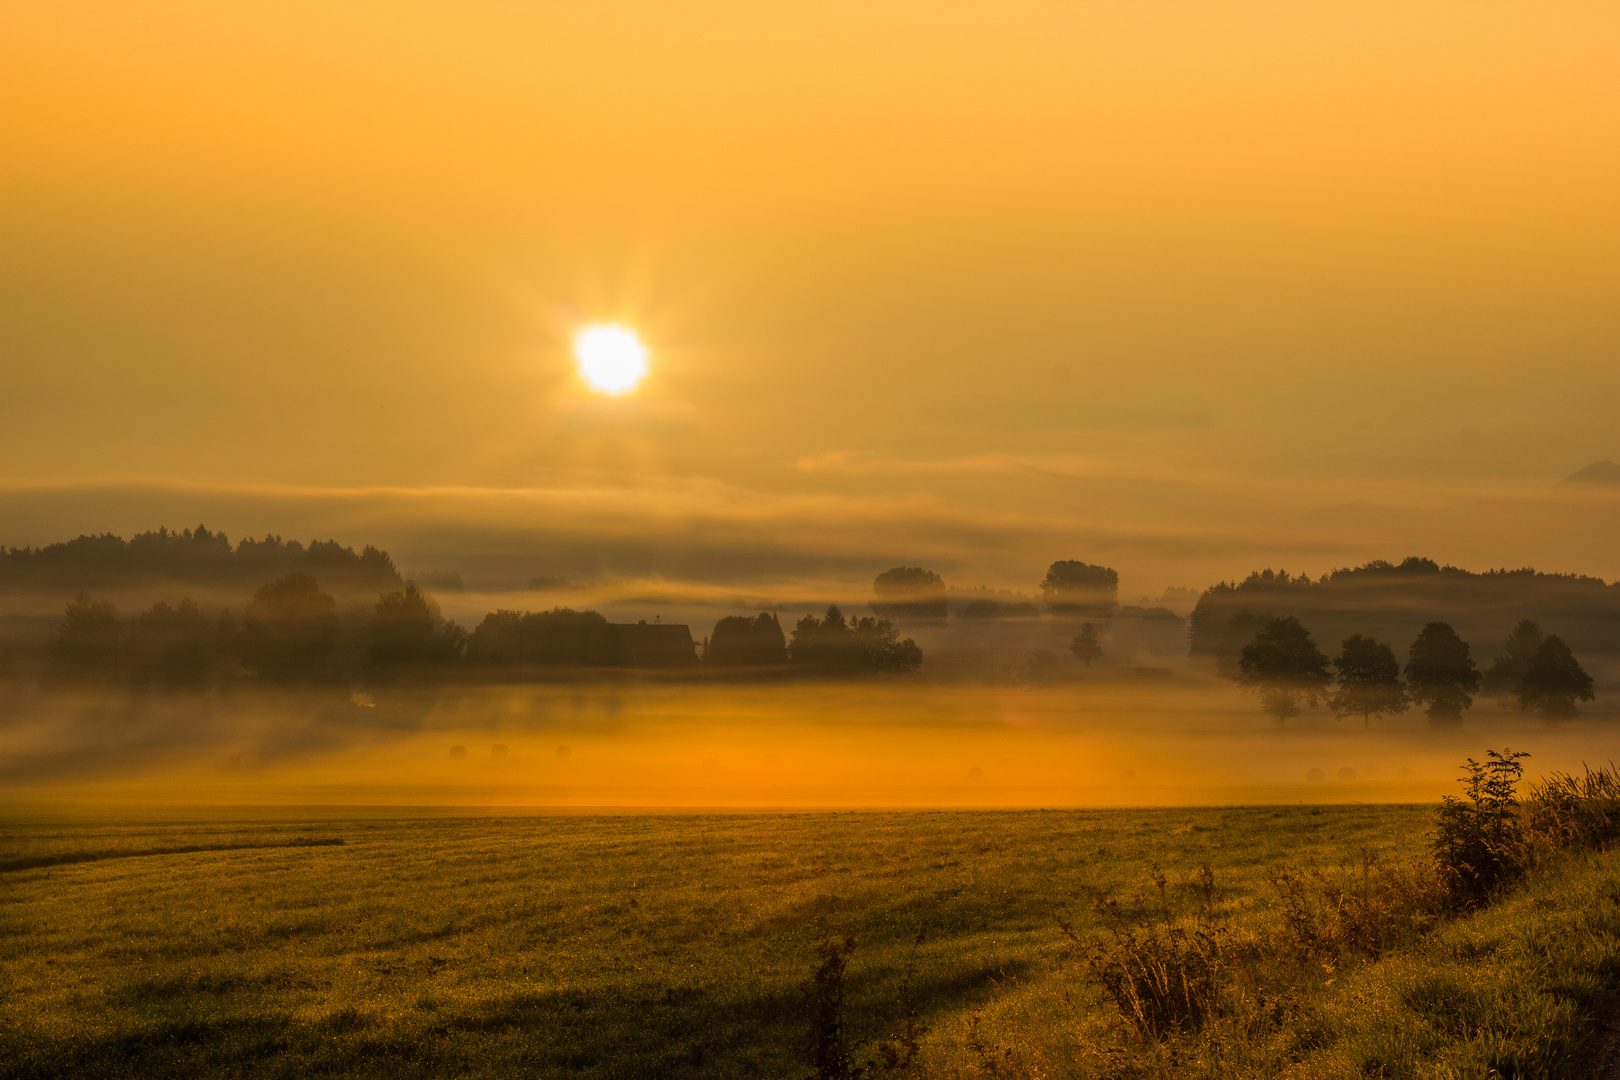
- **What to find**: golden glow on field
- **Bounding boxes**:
[573,325,649,395]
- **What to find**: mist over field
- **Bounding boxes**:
[6,678,1620,812]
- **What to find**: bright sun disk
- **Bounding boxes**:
[574,324,648,395]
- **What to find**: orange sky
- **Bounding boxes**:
[3,2,1619,592]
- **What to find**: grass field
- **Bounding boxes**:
[8,801,1616,1079]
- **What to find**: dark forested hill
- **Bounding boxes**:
[1190,557,1620,681]
[0,526,402,596]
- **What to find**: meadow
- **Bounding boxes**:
[5,799,1618,1079]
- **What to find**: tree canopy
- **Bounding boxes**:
[1517,635,1594,718]
[1328,633,1407,725]
[871,567,948,619]
[1237,616,1331,721]
[1405,622,1480,722]
[1481,619,1545,696]
[789,606,922,673]
[1040,560,1119,615]
[242,574,339,683]
[370,583,464,673]
[706,613,787,666]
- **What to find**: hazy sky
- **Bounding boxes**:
[4,3,1619,591]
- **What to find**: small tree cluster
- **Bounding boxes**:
[1234,616,1594,724]
[790,606,922,673]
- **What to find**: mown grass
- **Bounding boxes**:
[1,802,1616,1079]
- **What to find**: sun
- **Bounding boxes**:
[573,324,649,395]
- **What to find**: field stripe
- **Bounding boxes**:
[0,837,345,873]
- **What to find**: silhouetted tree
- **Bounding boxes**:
[1040,560,1119,615]
[1517,635,1594,718]
[790,605,921,673]
[42,592,124,688]
[466,609,525,663]
[957,599,1003,619]
[130,599,212,691]
[370,582,464,673]
[465,607,616,666]
[1069,623,1104,667]
[1481,620,1545,697]
[1405,622,1480,722]
[1328,634,1407,726]
[871,567,948,619]
[1237,616,1331,722]
[706,613,787,666]
[242,574,339,683]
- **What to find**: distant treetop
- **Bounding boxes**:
[871,566,948,619]
[1040,560,1119,615]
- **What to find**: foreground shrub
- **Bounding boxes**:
[1431,748,1528,909]
[1065,867,1227,1039]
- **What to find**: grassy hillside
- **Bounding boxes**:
[2,803,1615,1079]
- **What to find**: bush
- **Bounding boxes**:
[1431,749,1528,909]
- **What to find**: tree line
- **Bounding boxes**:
[28,577,923,692]
[1234,615,1595,723]
[1190,556,1620,678]
[0,525,402,595]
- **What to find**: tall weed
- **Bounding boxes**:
[1064,866,1227,1040]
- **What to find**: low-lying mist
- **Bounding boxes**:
[5,678,1617,811]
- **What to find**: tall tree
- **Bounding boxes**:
[1481,620,1545,697]
[1405,622,1480,722]
[1237,616,1331,722]
[242,574,339,683]
[706,613,787,665]
[1069,623,1104,668]
[1517,635,1594,718]
[1328,633,1407,726]
[1040,560,1119,615]
[871,567,949,619]
[43,592,124,687]
[130,599,212,691]
[369,582,463,673]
